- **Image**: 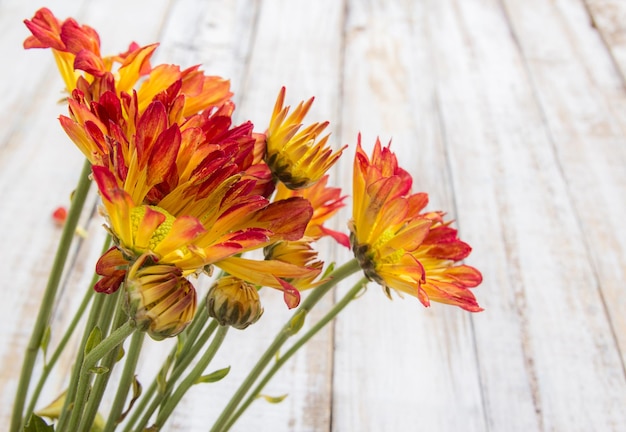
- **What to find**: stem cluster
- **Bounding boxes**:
[10,158,367,432]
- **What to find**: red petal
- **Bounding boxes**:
[278,278,301,309]
[23,8,64,50]
[94,247,128,294]
[319,226,350,248]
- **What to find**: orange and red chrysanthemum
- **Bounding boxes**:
[273,175,349,247]
[265,87,346,190]
[25,9,328,326]
[349,136,482,312]
[24,8,231,110]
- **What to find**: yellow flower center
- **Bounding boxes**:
[130,206,175,252]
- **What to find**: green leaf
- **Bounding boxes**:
[117,375,143,423]
[88,365,110,374]
[25,414,55,431]
[115,345,126,362]
[40,326,51,362]
[84,326,102,355]
[285,309,307,336]
[257,393,288,404]
[157,350,176,394]
[321,262,336,279]
[195,366,231,384]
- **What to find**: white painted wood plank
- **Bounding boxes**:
[429,0,626,430]
[501,0,626,362]
[333,1,486,431]
[585,0,626,84]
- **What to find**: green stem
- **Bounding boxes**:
[65,321,136,431]
[154,325,229,428]
[103,330,145,432]
[123,294,211,431]
[121,376,157,432]
[24,283,94,420]
[210,258,361,432]
[24,235,113,420]
[11,159,92,432]
[174,303,209,366]
[78,291,128,431]
[57,287,119,430]
[223,278,369,431]
[129,320,219,432]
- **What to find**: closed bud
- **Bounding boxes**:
[126,254,197,340]
[207,276,263,330]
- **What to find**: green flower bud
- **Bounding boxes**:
[125,254,197,341]
[207,276,263,330]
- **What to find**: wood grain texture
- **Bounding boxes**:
[585,0,626,84]
[1,0,625,431]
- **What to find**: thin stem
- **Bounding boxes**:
[65,321,136,432]
[11,159,92,432]
[210,258,361,432]
[103,330,145,432]
[78,291,129,431]
[224,278,369,431]
[154,325,229,428]
[174,302,209,366]
[57,286,120,430]
[123,296,210,431]
[121,376,158,432]
[56,293,106,430]
[24,284,94,419]
[129,320,219,432]
[24,235,112,419]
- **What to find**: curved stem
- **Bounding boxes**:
[103,330,145,432]
[223,278,368,431]
[11,159,92,432]
[65,321,136,431]
[210,258,361,432]
[154,325,229,428]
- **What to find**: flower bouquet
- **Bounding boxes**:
[10,8,483,432]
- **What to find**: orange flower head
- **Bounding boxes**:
[265,87,346,189]
[24,7,99,92]
[349,136,482,312]
[24,8,232,112]
[274,175,349,247]
[264,240,325,291]
[93,166,206,276]
[24,8,158,97]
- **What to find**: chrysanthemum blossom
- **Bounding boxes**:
[273,175,349,247]
[349,136,483,312]
[24,8,232,111]
[24,8,154,95]
[265,87,346,189]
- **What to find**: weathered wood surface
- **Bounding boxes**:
[1,1,625,431]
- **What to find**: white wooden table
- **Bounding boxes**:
[1,1,625,431]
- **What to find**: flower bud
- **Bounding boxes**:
[125,255,197,340]
[207,276,263,330]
